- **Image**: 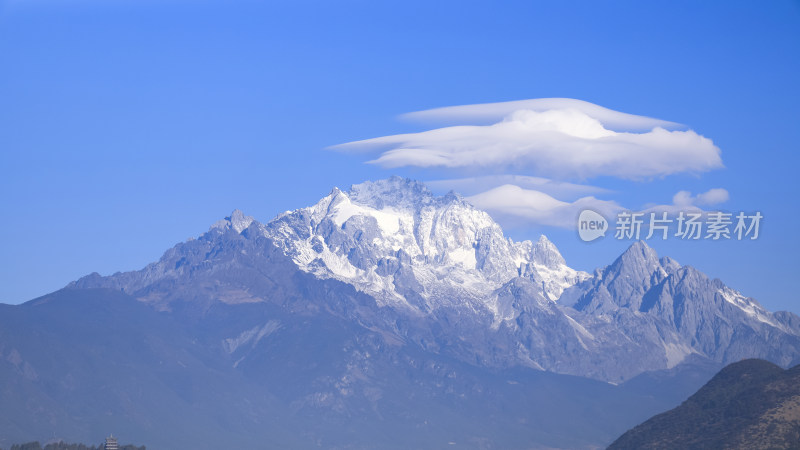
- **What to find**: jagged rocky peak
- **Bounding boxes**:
[263,177,588,310]
[606,240,668,279]
[574,241,672,311]
[285,177,501,258]
[619,239,660,264]
[531,235,566,269]
[660,256,681,274]
[347,176,440,210]
[211,209,256,234]
[269,177,502,266]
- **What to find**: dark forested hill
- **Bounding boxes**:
[608,359,800,449]
[6,442,143,450]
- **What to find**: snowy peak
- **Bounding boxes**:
[519,234,588,302]
[346,176,438,210]
[211,209,256,234]
[263,177,587,312]
[531,235,566,269]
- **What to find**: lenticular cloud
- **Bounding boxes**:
[466,184,622,229]
[400,98,680,130]
[333,99,723,180]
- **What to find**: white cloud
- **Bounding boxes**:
[465,184,621,229]
[333,100,723,180]
[401,98,681,131]
[425,174,611,199]
[461,183,729,230]
[672,188,730,207]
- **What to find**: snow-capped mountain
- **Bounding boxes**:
[70,177,800,382]
[264,177,588,314]
[10,177,800,448]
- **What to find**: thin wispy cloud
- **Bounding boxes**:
[463,184,729,230]
[672,188,730,207]
[466,184,622,229]
[630,188,729,219]
[334,100,722,180]
[425,174,611,199]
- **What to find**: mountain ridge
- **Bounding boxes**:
[70,177,800,383]
[6,176,800,448]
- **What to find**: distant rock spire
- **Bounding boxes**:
[210,209,255,234]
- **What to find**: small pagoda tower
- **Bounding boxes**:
[104,434,119,450]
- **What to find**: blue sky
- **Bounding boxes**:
[1,0,799,313]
